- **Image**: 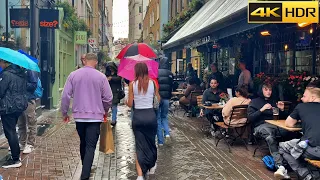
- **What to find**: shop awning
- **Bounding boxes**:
[163,0,249,49]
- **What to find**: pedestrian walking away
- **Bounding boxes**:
[157,57,173,146]
[106,62,123,126]
[0,60,28,169]
[126,62,160,180]
[17,69,39,154]
[61,53,113,180]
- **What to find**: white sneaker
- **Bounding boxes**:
[148,163,157,174]
[165,135,172,145]
[274,166,290,179]
[22,145,34,154]
[2,158,22,169]
[136,176,144,180]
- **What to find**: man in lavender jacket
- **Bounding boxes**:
[61,53,113,180]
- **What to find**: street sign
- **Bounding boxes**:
[88,38,97,45]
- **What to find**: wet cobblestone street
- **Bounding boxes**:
[0,105,277,180]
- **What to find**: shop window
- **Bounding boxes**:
[217,47,230,75]
[255,32,295,75]
[316,35,320,75]
[295,31,313,73]
[139,6,142,13]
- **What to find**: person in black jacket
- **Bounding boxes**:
[106,62,123,126]
[0,59,28,168]
[157,57,173,145]
[207,63,224,90]
[248,83,295,172]
[17,70,38,154]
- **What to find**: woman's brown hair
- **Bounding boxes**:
[235,85,249,98]
[134,62,149,94]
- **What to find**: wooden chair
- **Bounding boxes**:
[197,95,203,106]
[183,90,203,117]
[215,105,249,153]
[306,159,320,168]
[305,158,320,177]
[197,95,212,134]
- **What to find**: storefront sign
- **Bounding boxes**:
[88,38,97,45]
[212,44,219,49]
[184,36,213,49]
[75,31,87,45]
[10,8,30,28]
[39,9,59,29]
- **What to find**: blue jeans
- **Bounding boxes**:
[157,99,170,144]
[111,104,118,122]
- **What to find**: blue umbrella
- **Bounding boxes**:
[18,49,39,64]
[0,47,40,72]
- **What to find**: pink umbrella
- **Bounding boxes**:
[118,54,159,81]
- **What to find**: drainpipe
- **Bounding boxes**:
[30,0,35,56]
[5,0,9,44]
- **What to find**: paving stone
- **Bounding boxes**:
[0,105,285,180]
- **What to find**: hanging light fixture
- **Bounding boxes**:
[298,22,312,28]
[284,44,288,51]
[260,31,271,36]
[309,28,313,34]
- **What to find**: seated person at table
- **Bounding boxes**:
[222,85,251,127]
[274,80,320,180]
[179,77,201,113]
[200,78,223,129]
[248,83,293,169]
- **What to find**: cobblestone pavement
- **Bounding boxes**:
[0,105,281,180]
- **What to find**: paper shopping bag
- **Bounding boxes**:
[99,120,115,154]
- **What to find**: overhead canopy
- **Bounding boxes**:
[163,0,248,49]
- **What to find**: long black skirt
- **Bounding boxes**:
[132,108,157,175]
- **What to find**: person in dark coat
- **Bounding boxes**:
[247,83,298,175]
[106,62,123,126]
[157,57,173,145]
[208,63,224,90]
[17,70,38,154]
[0,59,28,168]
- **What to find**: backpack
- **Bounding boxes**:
[34,78,43,98]
[262,155,276,171]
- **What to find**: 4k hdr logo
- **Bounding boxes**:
[248,1,319,23]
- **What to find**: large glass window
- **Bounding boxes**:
[295,31,313,73]
[260,32,295,75]
[316,34,320,75]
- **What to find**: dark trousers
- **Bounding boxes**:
[254,123,299,167]
[76,122,101,180]
[279,139,320,178]
[1,112,22,161]
[206,111,223,131]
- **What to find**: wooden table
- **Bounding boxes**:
[176,89,184,91]
[172,91,184,95]
[265,120,302,132]
[199,104,224,110]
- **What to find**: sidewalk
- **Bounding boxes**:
[0,105,278,180]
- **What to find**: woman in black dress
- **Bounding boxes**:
[126,62,160,180]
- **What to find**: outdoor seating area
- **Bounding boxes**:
[169,75,320,179]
